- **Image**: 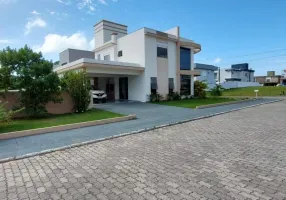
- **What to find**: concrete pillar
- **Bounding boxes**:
[114,77,119,100]
[190,48,195,96]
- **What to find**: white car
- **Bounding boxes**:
[92,90,107,103]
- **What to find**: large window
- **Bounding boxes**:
[150,77,158,94]
[157,47,168,58]
[180,75,190,95]
[180,47,191,70]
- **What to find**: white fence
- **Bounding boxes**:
[220,82,262,89]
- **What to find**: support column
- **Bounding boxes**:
[190,48,195,96]
[176,27,181,93]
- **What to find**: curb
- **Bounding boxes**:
[196,98,258,109]
[0,115,136,140]
[0,99,282,164]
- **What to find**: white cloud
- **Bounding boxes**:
[89,38,95,50]
[34,33,94,54]
[56,0,71,5]
[78,0,97,14]
[24,17,47,35]
[214,57,222,64]
[98,0,107,5]
[0,39,11,44]
[31,10,41,15]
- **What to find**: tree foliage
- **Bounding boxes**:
[210,84,224,98]
[0,45,62,117]
[61,70,91,113]
[194,80,207,98]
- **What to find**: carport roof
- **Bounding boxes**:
[53,58,144,75]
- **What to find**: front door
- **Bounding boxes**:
[106,78,115,101]
[119,77,128,100]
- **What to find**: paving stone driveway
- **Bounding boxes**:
[0,98,275,160]
[1,100,286,200]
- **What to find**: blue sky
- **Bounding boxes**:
[0,0,285,75]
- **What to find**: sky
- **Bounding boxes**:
[0,0,285,76]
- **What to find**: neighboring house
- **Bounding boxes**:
[281,69,286,85]
[54,20,201,102]
[215,63,255,83]
[194,63,218,89]
[214,63,261,89]
[255,71,283,86]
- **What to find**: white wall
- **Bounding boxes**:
[95,45,116,61]
[168,40,177,89]
[117,29,146,66]
[164,27,179,37]
[221,82,262,89]
[116,29,146,102]
[128,75,145,102]
[219,69,231,83]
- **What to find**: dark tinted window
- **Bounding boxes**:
[180,47,191,70]
[157,47,168,58]
[180,75,190,95]
[118,51,123,57]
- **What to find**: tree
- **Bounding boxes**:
[61,70,91,113]
[210,84,224,98]
[194,80,207,98]
[0,45,62,117]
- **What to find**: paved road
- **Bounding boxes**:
[0,98,278,160]
[1,100,286,200]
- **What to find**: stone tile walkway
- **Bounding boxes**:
[0,100,286,199]
[0,98,278,160]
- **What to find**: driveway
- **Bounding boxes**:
[0,100,285,200]
[0,98,279,160]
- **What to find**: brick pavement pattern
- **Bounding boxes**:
[0,101,286,200]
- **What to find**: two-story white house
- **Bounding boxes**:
[54,20,201,102]
[194,63,218,89]
[215,63,255,83]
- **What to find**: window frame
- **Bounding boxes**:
[157,47,168,58]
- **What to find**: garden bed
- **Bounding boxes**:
[0,109,124,134]
[153,98,236,109]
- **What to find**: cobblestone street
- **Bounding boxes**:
[1,101,286,200]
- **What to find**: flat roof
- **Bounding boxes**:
[94,20,128,27]
[54,58,143,74]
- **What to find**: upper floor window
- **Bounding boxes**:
[104,54,110,61]
[180,47,191,70]
[157,47,168,58]
[97,54,100,60]
[118,50,123,57]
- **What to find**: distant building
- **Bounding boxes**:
[215,63,255,83]
[255,71,283,86]
[194,63,218,89]
[281,70,286,86]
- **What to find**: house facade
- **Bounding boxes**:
[194,63,218,89]
[54,20,201,102]
[255,71,283,86]
[215,63,255,83]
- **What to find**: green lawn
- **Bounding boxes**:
[221,86,286,97]
[0,109,123,134]
[153,98,236,109]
